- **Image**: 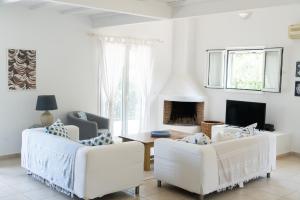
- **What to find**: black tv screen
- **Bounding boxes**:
[225,100,266,129]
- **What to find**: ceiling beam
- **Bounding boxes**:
[173,0,300,18]
[48,0,172,19]
[60,7,88,14]
[29,1,50,10]
[91,14,157,28]
[0,0,22,4]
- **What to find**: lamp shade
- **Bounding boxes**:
[36,95,58,111]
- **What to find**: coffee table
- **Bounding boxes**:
[119,130,190,171]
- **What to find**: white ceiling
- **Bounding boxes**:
[0,0,299,27]
[0,0,117,17]
[0,0,149,27]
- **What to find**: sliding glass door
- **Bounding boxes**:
[100,41,153,137]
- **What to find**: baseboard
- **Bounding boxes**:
[290,152,300,158]
[0,153,20,160]
[277,152,292,159]
[277,151,300,159]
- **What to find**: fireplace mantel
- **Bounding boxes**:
[161,95,205,103]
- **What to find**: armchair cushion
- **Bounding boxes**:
[46,119,69,138]
[77,111,88,120]
[80,130,113,146]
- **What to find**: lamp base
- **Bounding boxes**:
[40,111,54,126]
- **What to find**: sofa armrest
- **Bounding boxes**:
[65,125,79,141]
[154,139,218,195]
[86,113,109,130]
[74,141,144,199]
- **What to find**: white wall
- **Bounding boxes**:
[194,5,300,152]
[0,6,97,156]
[97,21,174,129]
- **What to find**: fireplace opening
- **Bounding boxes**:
[170,102,197,125]
[163,100,204,126]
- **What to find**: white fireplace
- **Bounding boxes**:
[158,18,206,133]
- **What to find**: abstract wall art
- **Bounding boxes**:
[8,49,36,90]
[296,61,300,78]
[295,81,300,97]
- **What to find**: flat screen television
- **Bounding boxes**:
[225,100,266,130]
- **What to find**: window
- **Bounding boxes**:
[227,50,264,91]
[206,47,283,92]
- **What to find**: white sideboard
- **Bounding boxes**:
[211,125,291,156]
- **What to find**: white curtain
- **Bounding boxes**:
[98,40,126,132]
[129,44,154,132]
[98,36,155,134]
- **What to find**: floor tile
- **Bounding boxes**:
[0,155,299,200]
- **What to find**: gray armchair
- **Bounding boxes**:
[67,111,109,140]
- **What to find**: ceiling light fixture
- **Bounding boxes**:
[238,11,252,19]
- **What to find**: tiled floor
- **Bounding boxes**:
[0,155,300,200]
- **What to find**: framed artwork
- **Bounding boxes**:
[295,81,300,97]
[8,49,37,90]
[296,61,300,77]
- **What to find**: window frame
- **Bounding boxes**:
[205,49,226,89]
[262,47,283,93]
[205,47,283,93]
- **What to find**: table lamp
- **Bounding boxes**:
[36,95,58,126]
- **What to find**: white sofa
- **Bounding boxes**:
[154,133,276,199]
[21,125,144,200]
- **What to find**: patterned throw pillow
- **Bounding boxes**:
[80,130,113,146]
[77,111,87,120]
[179,133,211,145]
[97,129,110,136]
[236,123,259,138]
[46,119,69,138]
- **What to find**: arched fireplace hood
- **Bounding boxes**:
[160,18,206,102]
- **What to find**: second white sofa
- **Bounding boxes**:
[22,126,144,200]
[154,133,276,200]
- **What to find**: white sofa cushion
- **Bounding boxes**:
[215,131,236,142]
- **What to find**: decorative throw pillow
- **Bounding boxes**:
[236,123,259,138]
[80,130,113,146]
[77,111,87,120]
[244,123,258,135]
[46,119,69,138]
[179,133,211,145]
[97,129,110,136]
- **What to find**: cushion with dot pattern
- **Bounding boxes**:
[179,133,211,145]
[46,119,69,139]
[80,130,113,146]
